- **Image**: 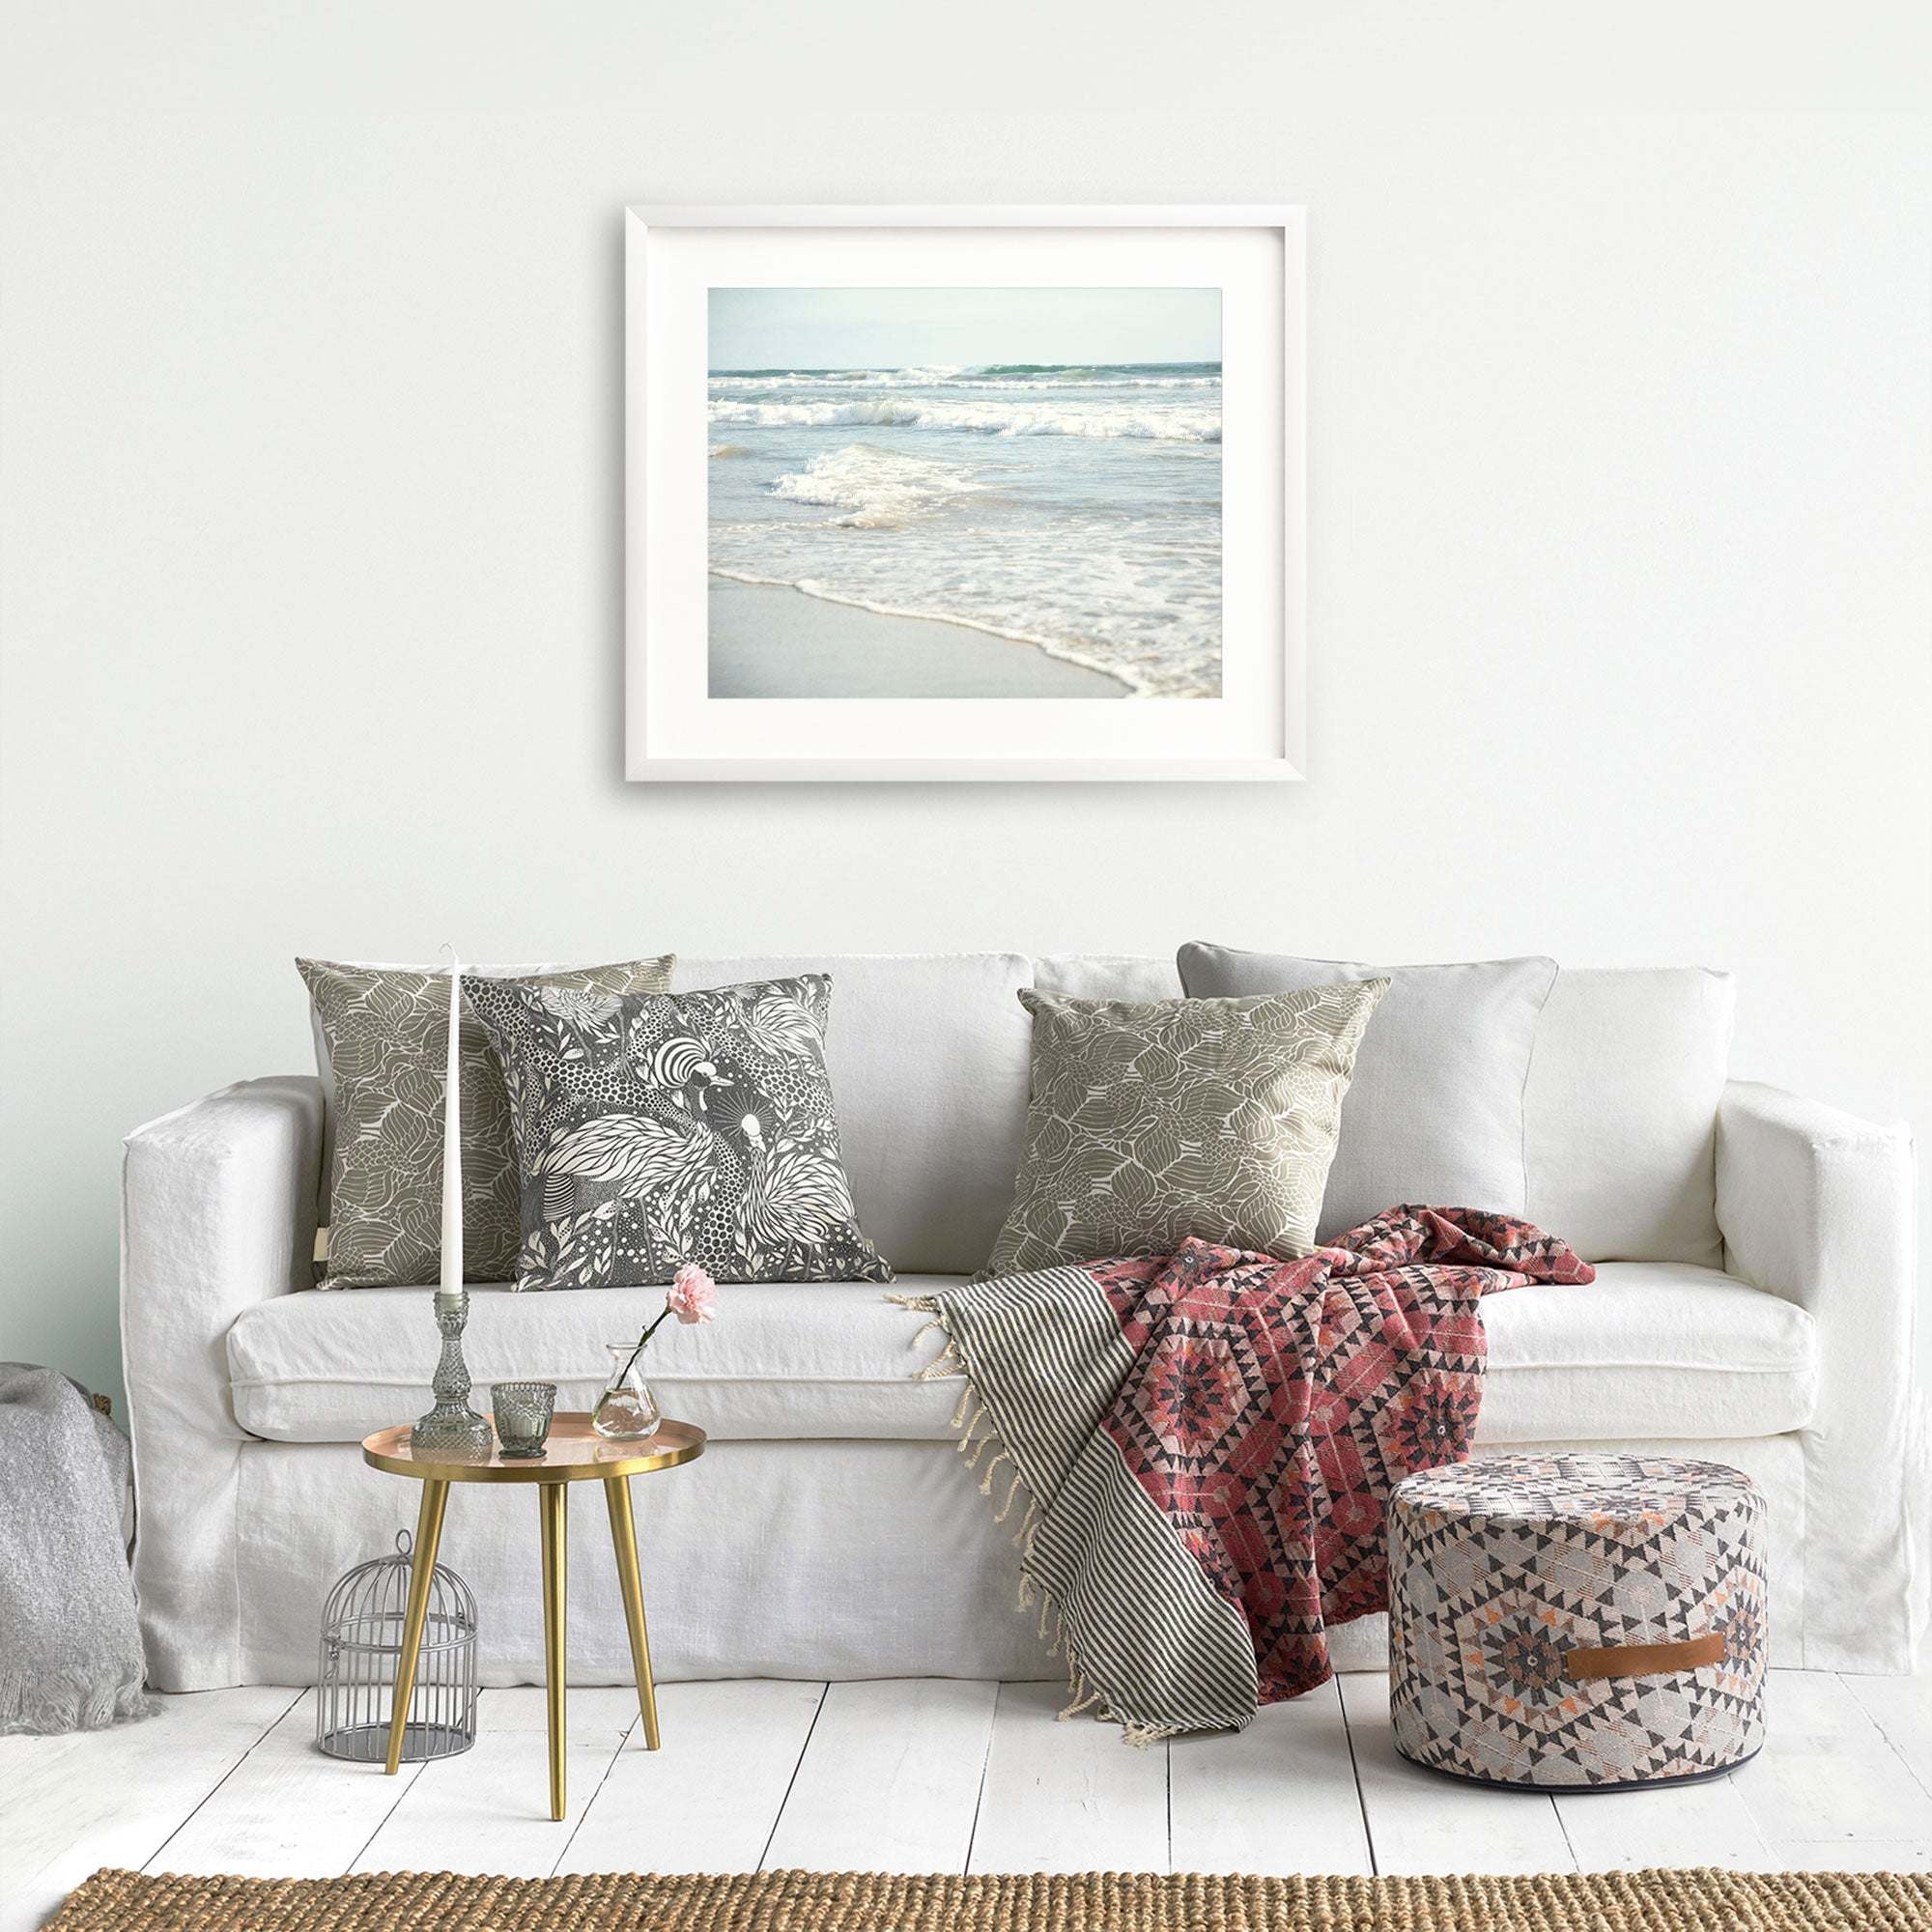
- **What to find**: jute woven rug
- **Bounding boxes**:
[46,1866,1932,1931]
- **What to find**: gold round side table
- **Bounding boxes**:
[361,1413,705,1820]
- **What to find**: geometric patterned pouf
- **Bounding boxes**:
[1388,1452,1767,1790]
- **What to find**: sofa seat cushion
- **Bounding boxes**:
[1477,1264,1815,1443]
[229,1262,1814,1450]
[228,1278,967,1445]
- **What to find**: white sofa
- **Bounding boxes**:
[121,952,1921,1692]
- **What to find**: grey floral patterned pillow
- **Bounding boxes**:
[979,981,1388,1280]
[464,972,891,1291]
[298,955,674,1288]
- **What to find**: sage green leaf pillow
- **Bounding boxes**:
[298,955,674,1288]
[979,981,1387,1281]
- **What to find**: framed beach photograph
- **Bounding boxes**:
[625,207,1304,781]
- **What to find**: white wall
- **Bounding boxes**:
[3,5,1928,1406]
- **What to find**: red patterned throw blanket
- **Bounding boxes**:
[896,1206,1593,1741]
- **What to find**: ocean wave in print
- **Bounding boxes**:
[708,395,1220,443]
[767,444,981,528]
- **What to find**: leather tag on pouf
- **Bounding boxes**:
[1564,1632,1727,1683]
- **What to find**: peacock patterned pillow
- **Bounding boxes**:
[464,972,892,1290]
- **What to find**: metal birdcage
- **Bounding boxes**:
[316,1529,478,1763]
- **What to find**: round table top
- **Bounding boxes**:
[362,1413,705,1485]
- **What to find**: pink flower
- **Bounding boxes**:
[666,1263,718,1326]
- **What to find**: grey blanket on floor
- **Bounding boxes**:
[0,1363,154,1733]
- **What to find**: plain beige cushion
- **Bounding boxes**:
[1524,967,1734,1265]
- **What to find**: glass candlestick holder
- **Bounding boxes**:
[412,1290,494,1461]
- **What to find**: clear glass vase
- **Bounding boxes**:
[592,1345,662,1440]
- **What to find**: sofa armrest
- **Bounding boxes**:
[1718,1080,1915,1314]
[1716,1078,1918,1668]
[121,1075,324,1688]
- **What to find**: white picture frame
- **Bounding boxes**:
[625,205,1305,781]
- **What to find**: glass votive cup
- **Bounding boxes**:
[491,1381,556,1459]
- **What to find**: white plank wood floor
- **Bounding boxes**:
[5,1670,1932,1931]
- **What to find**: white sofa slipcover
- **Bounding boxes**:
[122,953,1919,1692]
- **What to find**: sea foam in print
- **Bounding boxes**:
[706,288,1223,700]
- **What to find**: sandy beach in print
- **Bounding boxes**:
[707,288,1222,700]
[709,579,1130,698]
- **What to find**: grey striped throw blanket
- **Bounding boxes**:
[895,1208,1593,1741]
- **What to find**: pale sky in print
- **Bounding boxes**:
[708,286,1221,372]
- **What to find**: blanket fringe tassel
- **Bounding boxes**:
[992,1463,1026,1523]
[890,1293,1170,1748]
[890,1293,968,1384]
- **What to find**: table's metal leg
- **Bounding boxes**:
[539,1481,568,1820]
[604,1475,661,1750]
[384,1479,449,1776]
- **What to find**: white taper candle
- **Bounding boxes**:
[440,949,463,1299]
